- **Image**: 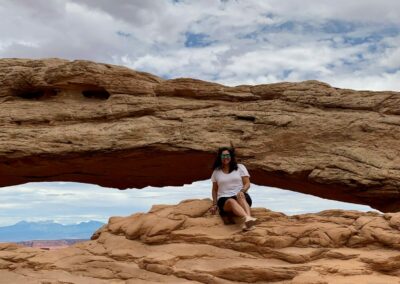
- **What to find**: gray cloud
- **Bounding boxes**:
[70,0,169,26]
[0,181,377,226]
[1,0,399,90]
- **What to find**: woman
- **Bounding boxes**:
[209,146,258,231]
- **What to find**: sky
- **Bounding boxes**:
[0,0,399,90]
[0,181,377,226]
[0,1,395,226]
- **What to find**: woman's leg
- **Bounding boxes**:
[235,194,257,229]
[236,193,251,216]
[223,198,248,217]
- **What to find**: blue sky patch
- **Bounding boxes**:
[116,31,132,38]
[184,32,215,48]
[342,34,382,45]
[386,68,400,74]
[283,69,293,78]
[342,27,398,46]
[322,20,356,34]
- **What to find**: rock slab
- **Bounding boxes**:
[2,199,400,283]
[1,58,400,211]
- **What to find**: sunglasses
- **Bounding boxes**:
[221,154,231,158]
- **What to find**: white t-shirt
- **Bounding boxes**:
[211,163,250,199]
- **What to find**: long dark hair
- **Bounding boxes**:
[212,144,238,173]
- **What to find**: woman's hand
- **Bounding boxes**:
[209,204,218,215]
[236,191,245,200]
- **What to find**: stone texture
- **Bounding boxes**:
[2,199,400,283]
[1,58,400,211]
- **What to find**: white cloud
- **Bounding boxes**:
[0,0,399,90]
[323,71,400,91]
[0,203,25,209]
[266,0,400,24]
[0,181,377,226]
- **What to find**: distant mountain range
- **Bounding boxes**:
[0,220,105,242]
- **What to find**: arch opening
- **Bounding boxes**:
[12,85,111,100]
[0,179,378,244]
[0,146,394,213]
[14,88,58,100]
[81,88,110,100]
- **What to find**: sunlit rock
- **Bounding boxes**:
[1,199,400,283]
[1,58,400,211]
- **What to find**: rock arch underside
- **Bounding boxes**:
[1,58,400,212]
[3,59,400,283]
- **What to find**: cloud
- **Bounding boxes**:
[0,180,377,226]
[0,203,25,209]
[257,0,400,25]
[0,0,399,90]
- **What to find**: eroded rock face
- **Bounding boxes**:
[2,199,400,283]
[1,58,400,211]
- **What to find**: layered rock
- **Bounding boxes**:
[2,199,400,283]
[1,58,400,211]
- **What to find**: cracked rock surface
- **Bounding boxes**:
[1,199,400,283]
[1,59,400,211]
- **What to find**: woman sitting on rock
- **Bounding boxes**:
[209,146,258,231]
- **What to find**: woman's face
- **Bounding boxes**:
[221,150,231,165]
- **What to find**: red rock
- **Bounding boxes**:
[1,59,400,212]
[1,199,400,283]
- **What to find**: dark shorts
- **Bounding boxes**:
[217,192,252,216]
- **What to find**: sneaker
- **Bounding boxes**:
[244,216,258,228]
[242,224,256,231]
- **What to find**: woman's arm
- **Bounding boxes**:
[209,182,218,214]
[212,182,218,204]
[240,176,250,193]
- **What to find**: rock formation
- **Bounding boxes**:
[1,58,400,212]
[2,199,400,283]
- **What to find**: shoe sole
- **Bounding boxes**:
[242,225,256,232]
[245,218,258,228]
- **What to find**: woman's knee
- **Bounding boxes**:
[223,198,237,210]
[245,194,252,207]
[237,195,247,205]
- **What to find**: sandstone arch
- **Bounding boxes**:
[1,58,400,212]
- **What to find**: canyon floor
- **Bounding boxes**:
[1,199,400,283]
[14,239,88,251]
